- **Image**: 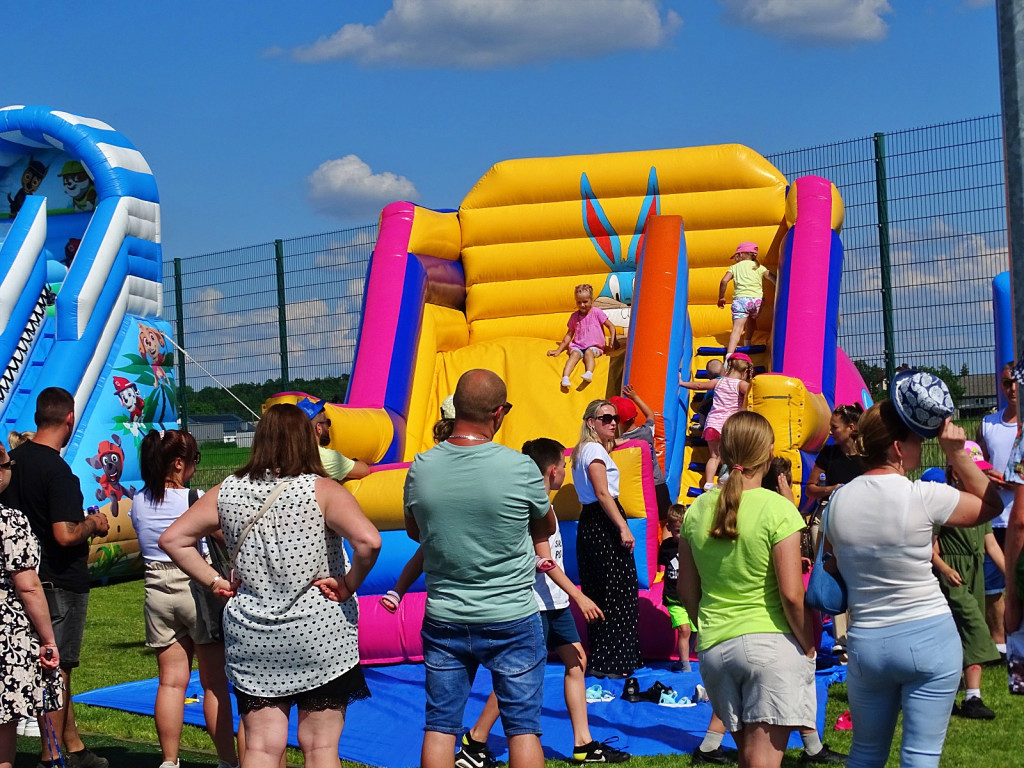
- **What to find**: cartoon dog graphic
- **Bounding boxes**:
[85,434,136,506]
[113,376,145,434]
[58,160,97,212]
[138,324,168,385]
[7,157,48,215]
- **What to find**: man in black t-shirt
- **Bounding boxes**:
[2,387,110,768]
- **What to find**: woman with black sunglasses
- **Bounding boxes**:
[571,399,642,678]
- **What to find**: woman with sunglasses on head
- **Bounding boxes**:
[571,400,642,678]
[128,430,238,768]
[0,442,62,768]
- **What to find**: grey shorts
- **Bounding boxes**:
[43,585,89,670]
[144,561,219,648]
[698,632,816,732]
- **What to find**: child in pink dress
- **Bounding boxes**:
[680,355,753,486]
[548,283,618,388]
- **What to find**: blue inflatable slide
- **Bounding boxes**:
[0,105,178,578]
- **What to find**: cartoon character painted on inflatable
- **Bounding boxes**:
[7,157,48,215]
[138,324,168,385]
[58,160,97,212]
[86,434,135,507]
[113,376,145,434]
[579,166,660,328]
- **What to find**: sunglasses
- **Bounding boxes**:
[191,452,201,465]
[0,459,14,470]
[494,402,513,414]
[595,413,620,425]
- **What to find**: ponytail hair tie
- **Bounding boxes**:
[732,464,744,472]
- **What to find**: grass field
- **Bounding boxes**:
[10,579,1021,767]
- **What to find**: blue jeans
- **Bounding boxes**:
[846,613,962,768]
[422,613,545,736]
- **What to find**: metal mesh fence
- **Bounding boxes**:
[767,115,1007,382]
[166,116,1011,418]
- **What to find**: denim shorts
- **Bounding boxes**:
[422,613,545,736]
[541,607,580,650]
[983,553,1006,595]
[44,585,89,670]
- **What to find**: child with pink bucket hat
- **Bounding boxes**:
[717,242,776,359]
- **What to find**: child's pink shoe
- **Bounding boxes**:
[834,710,852,730]
[380,590,401,614]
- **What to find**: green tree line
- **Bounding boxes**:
[181,375,350,418]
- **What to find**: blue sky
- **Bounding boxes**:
[0,1,1001,260]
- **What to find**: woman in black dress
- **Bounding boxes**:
[571,399,643,678]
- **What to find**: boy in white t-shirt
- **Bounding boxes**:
[456,438,629,766]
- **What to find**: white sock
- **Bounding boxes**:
[561,376,571,387]
[699,729,724,752]
[801,731,823,755]
[997,643,1007,654]
[966,688,981,700]
[581,371,593,381]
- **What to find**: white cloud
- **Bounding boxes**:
[307,155,418,221]
[282,0,682,68]
[719,0,892,44]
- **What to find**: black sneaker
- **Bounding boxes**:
[691,746,736,765]
[639,680,673,703]
[454,734,505,768]
[66,750,110,768]
[572,738,630,763]
[957,696,996,720]
[801,743,848,764]
[620,677,642,703]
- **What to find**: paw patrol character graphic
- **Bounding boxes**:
[113,376,145,434]
[86,434,136,506]
[138,324,168,384]
[7,157,48,215]
[58,160,97,212]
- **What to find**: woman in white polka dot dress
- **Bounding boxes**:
[161,404,382,768]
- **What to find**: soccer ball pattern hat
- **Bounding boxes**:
[890,369,954,438]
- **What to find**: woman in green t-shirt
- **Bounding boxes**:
[677,411,816,768]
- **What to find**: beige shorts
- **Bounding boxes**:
[144,561,219,648]
[698,632,816,732]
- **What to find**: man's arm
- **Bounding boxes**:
[529,505,557,541]
[344,459,371,480]
[52,513,108,547]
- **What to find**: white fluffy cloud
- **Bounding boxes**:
[283,0,682,68]
[719,0,892,44]
[307,155,418,221]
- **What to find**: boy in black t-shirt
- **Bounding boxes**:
[658,504,692,672]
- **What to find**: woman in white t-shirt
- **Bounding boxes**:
[129,430,237,768]
[826,392,1003,768]
[571,399,642,678]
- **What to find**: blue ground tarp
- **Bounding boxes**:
[75,662,845,767]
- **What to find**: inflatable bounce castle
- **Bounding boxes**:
[0,105,177,578]
[270,144,872,664]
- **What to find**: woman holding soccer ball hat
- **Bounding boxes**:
[824,370,1005,767]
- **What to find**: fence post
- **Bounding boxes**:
[173,258,188,430]
[275,239,290,390]
[999,0,1024,425]
[873,132,897,387]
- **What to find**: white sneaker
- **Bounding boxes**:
[16,717,40,737]
[561,376,571,387]
[581,371,593,382]
[158,762,179,768]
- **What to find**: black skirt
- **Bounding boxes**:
[576,499,643,676]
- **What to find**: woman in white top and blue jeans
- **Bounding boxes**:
[571,399,643,678]
[825,372,1003,767]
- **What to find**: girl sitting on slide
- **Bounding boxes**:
[548,283,617,388]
